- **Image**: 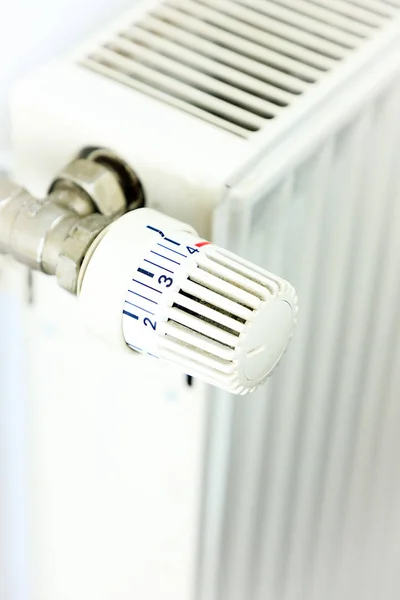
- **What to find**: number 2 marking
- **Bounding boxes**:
[144,317,157,330]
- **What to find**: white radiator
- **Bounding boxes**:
[6,1,400,599]
[197,4,400,598]
[201,58,400,600]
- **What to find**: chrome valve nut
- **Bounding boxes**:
[56,212,110,294]
[50,159,127,218]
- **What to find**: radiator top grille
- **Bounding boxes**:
[82,0,400,138]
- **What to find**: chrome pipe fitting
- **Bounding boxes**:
[0,154,141,293]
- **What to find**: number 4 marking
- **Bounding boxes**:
[186,246,199,255]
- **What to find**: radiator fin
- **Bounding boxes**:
[81,0,399,138]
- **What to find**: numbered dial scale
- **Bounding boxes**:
[79,208,298,395]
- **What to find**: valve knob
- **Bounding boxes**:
[79,208,298,395]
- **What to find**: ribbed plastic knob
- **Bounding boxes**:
[79,208,298,395]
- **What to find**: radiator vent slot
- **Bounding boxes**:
[81,0,399,138]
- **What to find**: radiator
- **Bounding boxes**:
[201,46,400,600]
[7,1,400,599]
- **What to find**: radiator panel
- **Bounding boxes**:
[200,76,400,600]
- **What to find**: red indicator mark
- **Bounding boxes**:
[195,241,211,248]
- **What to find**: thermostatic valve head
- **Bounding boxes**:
[79,208,298,395]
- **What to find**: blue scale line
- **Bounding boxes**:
[128,290,158,305]
[150,250,180,265]
[164,237,180,246]
[128,343,143,352]
[144,259,173,273]
[125,300,154,316]
[132,279,162,293]
[146,225,163,235]
[157,243,186,257]
[123,310,138,320]
[138,267,154,278]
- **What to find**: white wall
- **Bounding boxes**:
[0,2,139,598]
[0,0,137,160]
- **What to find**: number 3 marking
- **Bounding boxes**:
[158,275,173,287]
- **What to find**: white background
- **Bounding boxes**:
[0,2,138,598]
[0,0,137,161]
